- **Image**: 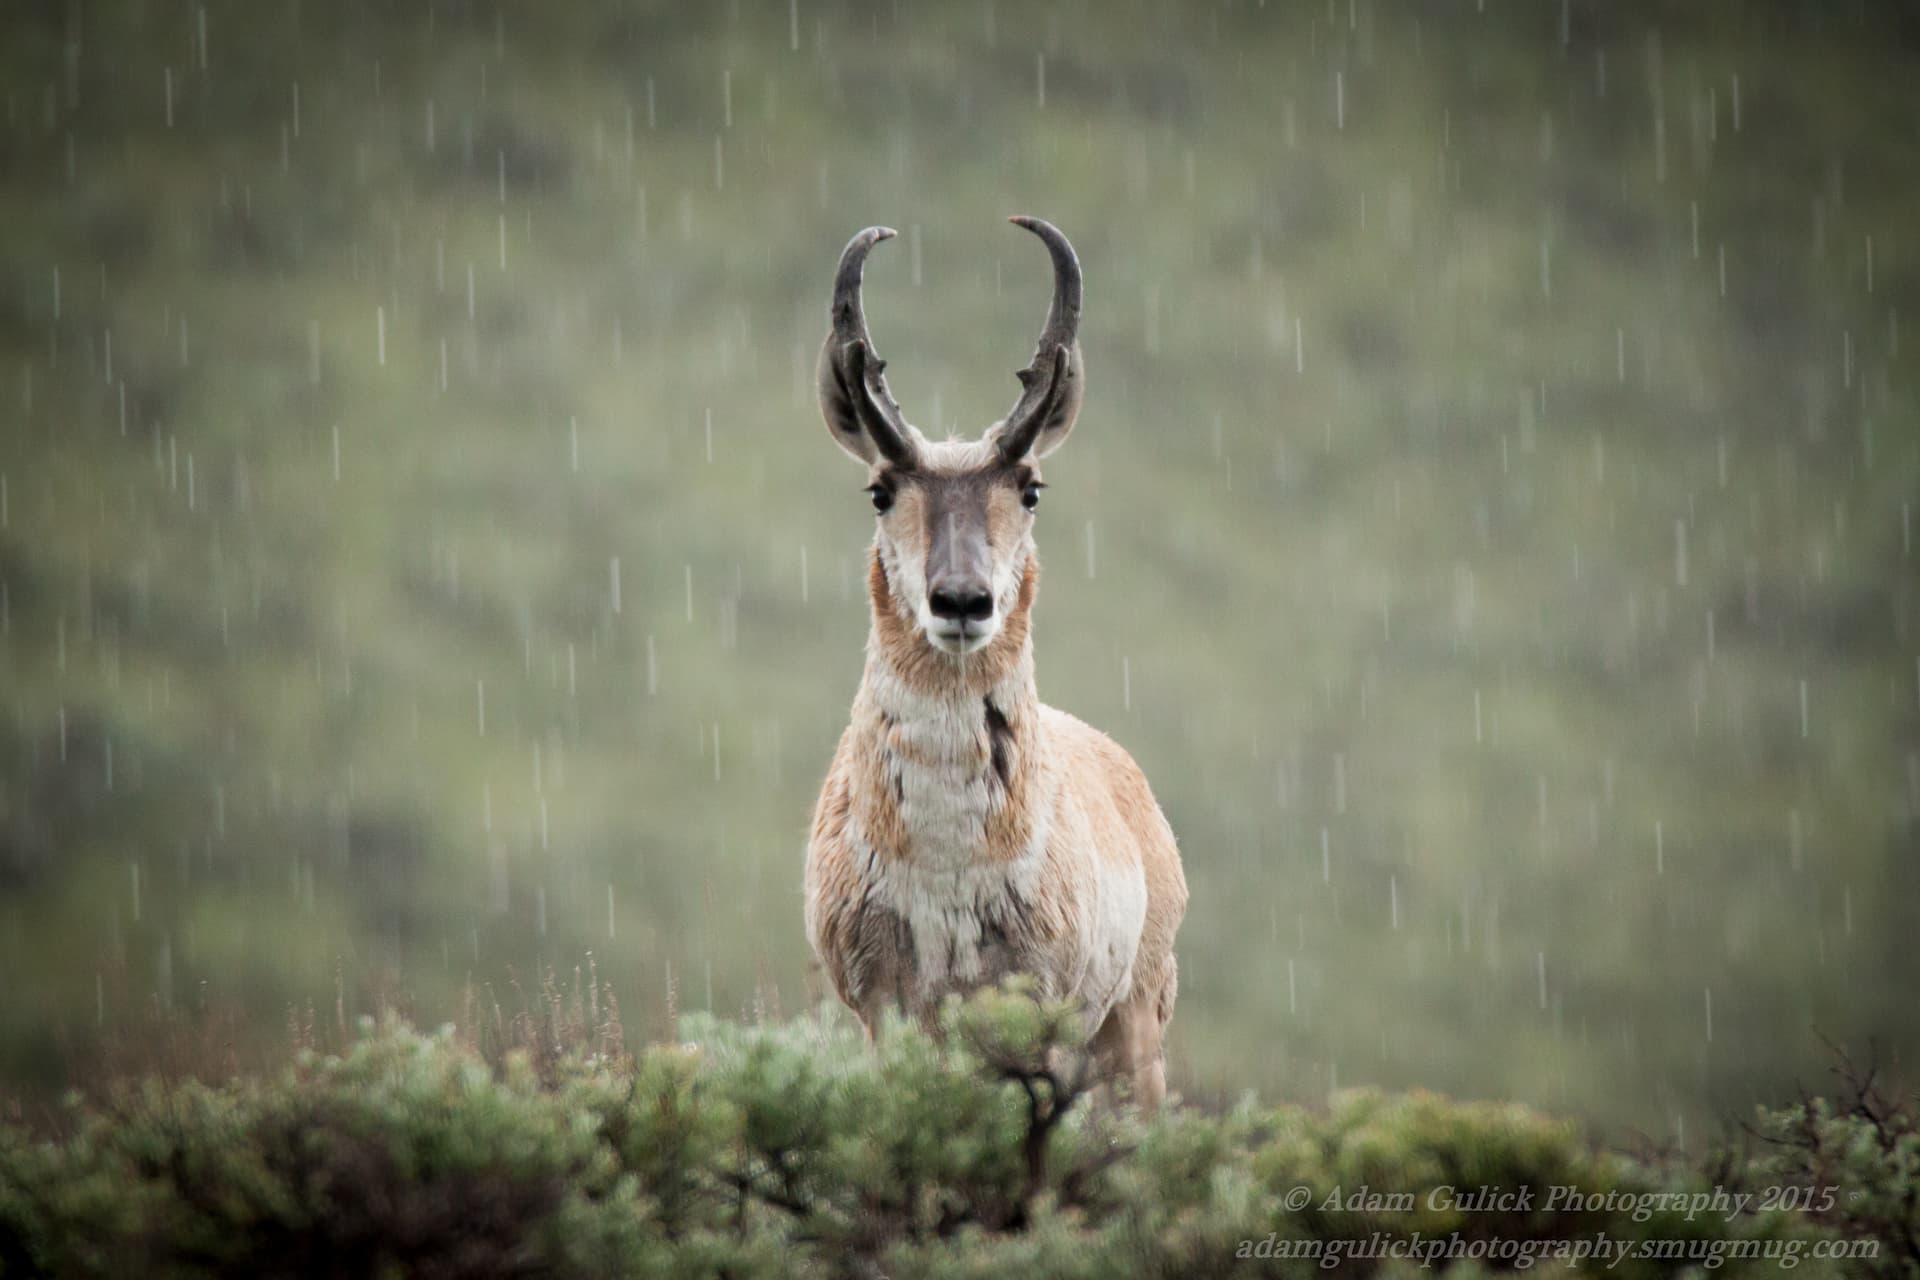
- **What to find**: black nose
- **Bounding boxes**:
[928,581,994,622]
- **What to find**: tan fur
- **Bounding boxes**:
[808,219,1179,1104]
[805,537,1188,1108]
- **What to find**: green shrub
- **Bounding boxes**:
[0,991,1901,1277]
[1732,1049,1920,1278]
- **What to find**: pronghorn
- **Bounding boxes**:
[803,217,1188,1107]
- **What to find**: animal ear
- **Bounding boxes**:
[817,336,911,466]
[1004,344,1083,460]
[816,335,877,464]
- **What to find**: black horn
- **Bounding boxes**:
[830,227,892,347]
[995,216,1085,463]
[818,226,919,469]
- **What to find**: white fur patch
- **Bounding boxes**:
[863,663,1025,874]
[1074,854,1147,1023]
[863,833,1047,988]
[853,661,1052,991]
[917,438,999,472]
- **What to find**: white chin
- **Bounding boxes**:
[924,622,998,655]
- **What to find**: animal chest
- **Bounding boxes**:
[834,719,1055,1010]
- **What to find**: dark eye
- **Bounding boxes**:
[868,484,894,514]
[1021,482,1045,511]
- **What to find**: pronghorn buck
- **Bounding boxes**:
[803,218,1188,1107]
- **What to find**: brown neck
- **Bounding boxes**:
[848,549,1045,865]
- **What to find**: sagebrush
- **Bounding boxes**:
[3,989,1910,1277]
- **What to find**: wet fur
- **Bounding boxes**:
[805,469,1188,1107]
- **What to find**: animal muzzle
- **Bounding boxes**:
[922,568,999,654]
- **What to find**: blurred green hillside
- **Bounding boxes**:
[1,0,1914,1134]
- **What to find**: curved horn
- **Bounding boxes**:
[1010,215,1082,355]
[831,226,894,347]
[996,216,1085,462]
[819,226,919,468]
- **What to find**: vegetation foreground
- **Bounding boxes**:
[0,989,1912,1278]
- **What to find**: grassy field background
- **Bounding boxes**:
[1,0,1915,1137]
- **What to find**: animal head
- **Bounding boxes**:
[816,217,1084,656]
